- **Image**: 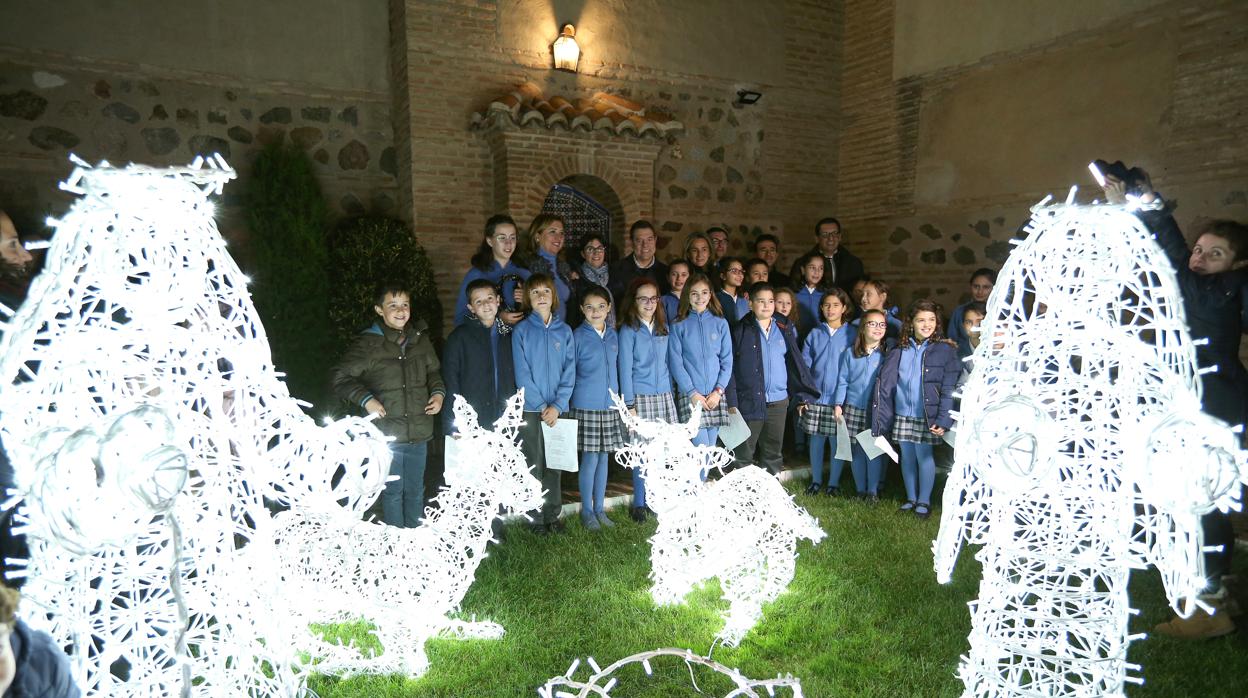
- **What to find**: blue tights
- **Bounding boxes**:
[899,441,936,506]
[851,444,885,495]
[579,451,609,516]
[809,435,856,492]
[693,427,719,480]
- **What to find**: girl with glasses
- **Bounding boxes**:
[715,256,750,330]
[833,308,892,502]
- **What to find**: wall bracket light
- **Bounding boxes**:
[552,24,580,73]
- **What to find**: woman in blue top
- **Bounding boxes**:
[618,277,677,523]
[715,256,750,329]
[523,213,576,322]
[833,308,890,501]
[668,273,734,453]
[800,288,857,495]
[871,300,961,520]
[512,273,576,534]
[454,214,531,327]
[570,285,624,531]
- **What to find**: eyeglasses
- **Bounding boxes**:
[635,296,658,304]
[726,267,744,275]
[583,245,606,253]
[865,321,887,328]
[818,230,842,239]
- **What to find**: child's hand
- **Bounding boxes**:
[705,390,722,410]
[1101,176,1127,205]
[833,405,843,420]
[929,425,945,436]
[425,394,444,415]
[541,406,559,427]
[797,402,808,416]
[364,398,387,417]
[690,392,707,409]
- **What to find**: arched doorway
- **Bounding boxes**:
[541,174,625,259]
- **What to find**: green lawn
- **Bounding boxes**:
[309,478,1248,697]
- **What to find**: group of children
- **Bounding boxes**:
[339,210,1004,532]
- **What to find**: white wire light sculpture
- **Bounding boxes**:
[265,390,543,677]
[0,156,393,696]
[934,194,1248,697]
[613,393,826,647]
[538,648,804,698]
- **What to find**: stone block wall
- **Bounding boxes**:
[0,49,395,250]
[390,0,840,326]
[837,0,1248,344]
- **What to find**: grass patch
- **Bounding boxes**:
[308,479,1248,697]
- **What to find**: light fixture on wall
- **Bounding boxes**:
[552,24,580,72]
[735,90,763,106]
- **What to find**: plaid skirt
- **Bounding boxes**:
[634,392,679,424]
[571,407,627,452]
[842,404,870,436]
[892,414,941,445]
[799,403,838,436]
[675,394,731,428]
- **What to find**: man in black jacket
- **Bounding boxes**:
[789,217,865,294]
[609,220,668,299]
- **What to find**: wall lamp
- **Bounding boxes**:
[552,24,580,72]
[735,90,763,106]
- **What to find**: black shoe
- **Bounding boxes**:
[824,486,840,497]
[898,500,916,513]
[547,520,567,534]
[529,524,549,536]
[914,503,932,520]
[630,506,648,523]
[805,482,822,495]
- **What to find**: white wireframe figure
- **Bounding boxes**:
[934,197,1248,697]
[0,157,391,696]
[613,393,825,647]
[266,391,542,677]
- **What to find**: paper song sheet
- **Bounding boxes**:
[834,416,853,461]
[718,408,751,452]
[543,418,580,472]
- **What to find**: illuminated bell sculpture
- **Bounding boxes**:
[0,156,392,696]
[934,196,1248,697]
[613,393,825,647]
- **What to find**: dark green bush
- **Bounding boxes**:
[243,142,331,410]
[327,216,442,360]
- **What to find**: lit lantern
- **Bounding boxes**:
[552,24,580,72]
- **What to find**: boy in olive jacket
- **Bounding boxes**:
[332,282,445,528]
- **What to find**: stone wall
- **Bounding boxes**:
[0,0,395,249]
[837,0,1248,339]
[389,0,840,325]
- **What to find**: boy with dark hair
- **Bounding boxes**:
[443,279,517,435]
[753,233,791,288]
[332,281,445,528]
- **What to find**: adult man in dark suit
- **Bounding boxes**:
[789,217,864,294]
[610,220,668,298]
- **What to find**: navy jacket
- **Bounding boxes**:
[7,619,80,698]
[726,316,818,421]
[871,339,961,436]
[442,317,516,434]
[1138,207,1248,426]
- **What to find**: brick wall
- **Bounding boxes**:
[390,0,841,329]
[837,0,1248,339]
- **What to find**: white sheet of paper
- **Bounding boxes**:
[855,429,883,459]
[942,427,957,448]
[542,418,580,472]
[718,409,751,451]
[444,435,463,478]
[874,435,900,463]
[834,416,853,461]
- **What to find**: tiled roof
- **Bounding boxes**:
[471,82,683,138]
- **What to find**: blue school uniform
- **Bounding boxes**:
[661,293,680,326]
[833,345,888,495]
[570,324,619,411]
[669,310,733,399]
[512,312,575,413]
[453,260,531,327]
[715,290,750,329]
[803,323,856,405]
[618,322,673,406]
[795,286,825,337]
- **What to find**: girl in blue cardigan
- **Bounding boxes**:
[662,259,690,323]
[618,277,677,523]
[570,285,624,531]
[669,273,733,453]
[871,299,961,519]
[801,288,857,495]
[793,251,826,336]
[833,308,890,502]
[512,273,576,534]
